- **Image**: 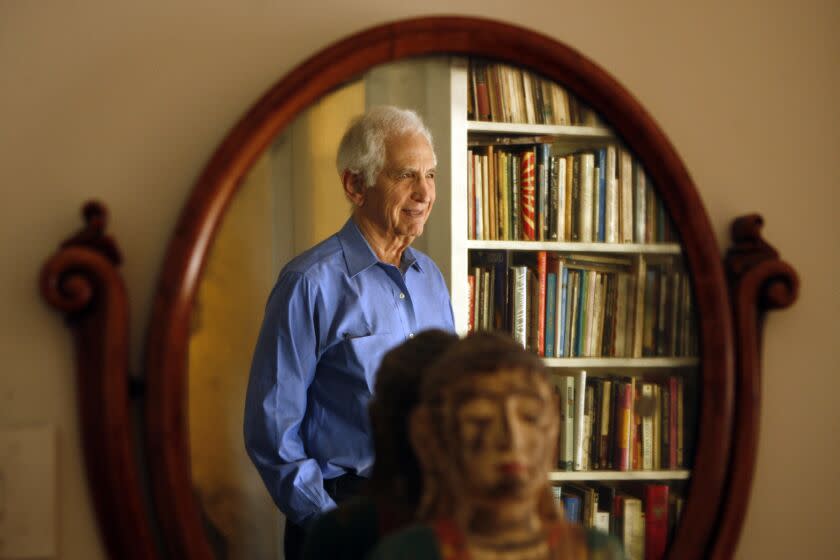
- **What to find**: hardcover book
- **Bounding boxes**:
[520,150,537,240]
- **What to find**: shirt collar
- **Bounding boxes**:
[337,218,424,277]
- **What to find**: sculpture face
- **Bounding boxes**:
[443,367,558,508]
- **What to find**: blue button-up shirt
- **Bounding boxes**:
[244,218,455,525]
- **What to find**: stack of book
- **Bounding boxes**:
[554,372,688,473]
[467,144,675,244]
[467,251,697,359]
[467,59,600,126]
[552,481,681,560]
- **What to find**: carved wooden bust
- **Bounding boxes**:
[370,331,624,560]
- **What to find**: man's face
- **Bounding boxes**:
[443,368,558,505]
[359,131,436,240]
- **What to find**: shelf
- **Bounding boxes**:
[467,120,612,139]
[545,357,698,370]
[465,240,683,254]
[548,470,691,482]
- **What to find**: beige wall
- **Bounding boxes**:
[1,2,837,559]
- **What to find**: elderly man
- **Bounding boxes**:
[244,106,455,559]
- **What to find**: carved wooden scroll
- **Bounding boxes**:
[40,202,159,560]
[711,214,799,559]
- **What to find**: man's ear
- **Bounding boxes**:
[342,170,366,207]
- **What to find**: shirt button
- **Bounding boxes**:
[399,292,406,299]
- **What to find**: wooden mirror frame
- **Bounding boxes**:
[40,16,799,560]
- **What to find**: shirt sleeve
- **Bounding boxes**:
[243,270,337,525]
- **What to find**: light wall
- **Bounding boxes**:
[1,2,837,559]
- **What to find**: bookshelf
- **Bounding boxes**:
[367,55,698,558]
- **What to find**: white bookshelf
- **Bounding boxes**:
[545,357,698,370]
[465,240,683,254]
[548,470,691,482]
[365,56,696,483]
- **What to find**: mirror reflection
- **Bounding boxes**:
[187,55,698,560]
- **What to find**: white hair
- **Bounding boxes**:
[336,106,435,188]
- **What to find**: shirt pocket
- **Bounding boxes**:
[342,332,397,392]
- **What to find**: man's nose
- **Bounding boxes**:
[412,176,434,201]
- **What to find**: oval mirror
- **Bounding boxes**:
[144,17,733,560]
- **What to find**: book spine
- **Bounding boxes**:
[487,146,497,241]
[545,271,557,358]
[474,61,491,121]
[620,149,634,243]
[549,155,560,241]
[644,484,670,560]
[467,273,476,333]
[570,155,580,241]
[511,155,521,240]
[520,150,537,240]
[632,255,647,358]
[558,374,575,470]
[617,381,632,471]
[467,149,475,239]
[634,164,647,244]
[510,266,528,347]
[580,152,595,242]
[555,156,567,241]
[536,251,547,356]
[597,148,607,242]
[476,153,486,239]
[558,265,569,357]
[599,379,612,469]
[573,370,588,471]
[606,145,619,243]
[624,497,644,560]
[676,377,684,468]
[497,151,508,241]
[538,144,551,241]
[641,382,654,470]
[575,270,589,357]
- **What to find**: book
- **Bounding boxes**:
[511,154,522,240]
[549,254,566,357]
[570,155,581,241]
[606,145,619,243]
[472,60,492,121]
[562,494,582,524]
[545,271,557,358]
[596,148,607,242]
[557,374,576,470]
[487,145,497,240]
[537,144,551,241]
[467,273,476,333]
[619,148,634,243]
[579,152,595,242]
[573,369,588,471]
[632,255,648,357]
[564,154,574,241]
[616,380,633,471]
[509,265,529,347]
[598,379,612,469]
[566,270,580,357]
[634,164,647,244]
[520,150,537,240]
[536,251,547,356]
[644,484,670,560]
[470,250,508,330]
[624,496,645,560]
[641,382,654,470]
